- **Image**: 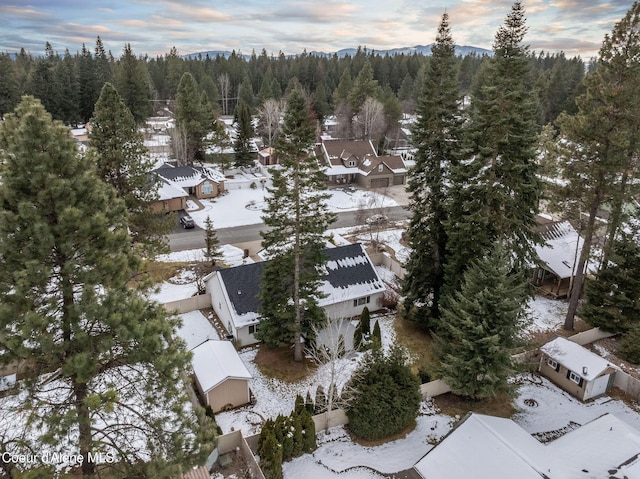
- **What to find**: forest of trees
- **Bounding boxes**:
[0,34,586,136]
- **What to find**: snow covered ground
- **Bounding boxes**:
[184,186,398,229]
[211,296,640,478]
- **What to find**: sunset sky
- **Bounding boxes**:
[0,1,631,59]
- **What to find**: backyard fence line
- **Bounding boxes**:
[567,327,616,345]
[163,294,212,314]
[368,251,406,279]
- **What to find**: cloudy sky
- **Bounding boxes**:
[0,1,631,59]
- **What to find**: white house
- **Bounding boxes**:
[413,412,640,478]
[205,243,386,347]
[191,340,252,413]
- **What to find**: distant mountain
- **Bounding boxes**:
[183,44,491,60]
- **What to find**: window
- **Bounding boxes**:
[201,180,214,195]
[348,160,356,167]
[567,370,583,386]
[354,296,371,307]
[378,164,384,172]
[547,358,559,371]
[249,324,258,335]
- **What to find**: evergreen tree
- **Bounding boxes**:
[353,319,364,351]
[371,320,382,350]
[233,100,256,167]
[345,346,420,441]
[436,245,527,399]
[257,89,336,361]
[115,43,150,124]
[403,12,463,329]
[299,408,317,452]
[89,82,172,256]
[204,215,221,266]
[580,233,640,334]
[175,72,209,165]
[258,429,282,479]
[0,97,211,477]
[348,60,379,114]
[360,306,371,340]
[552,2,640,330]
[0,54,19,118]
[445,2,540,298]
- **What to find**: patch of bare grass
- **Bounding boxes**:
[254,346,316,382]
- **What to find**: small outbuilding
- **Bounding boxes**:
[539,337,616,401]
[191,340,252,413]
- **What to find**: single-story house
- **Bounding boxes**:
[154,164,225,200]
[191,340,252,413]
[317,139,408,188]
[532,219,595,298]
[539,337,616,401]
[205,243,386,347]
[151,175,189,212]
[413,412,640,478]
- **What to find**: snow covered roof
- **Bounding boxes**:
[414,413,548,479]
[155,176,189,201]
[540,337,612,380]
[414,412,640,479]
[176,311,220,351]
[534,221,585,279]
[154,164,225,187]
[191,340,251,393]
[213,243,385,329]
[548,413,640,478]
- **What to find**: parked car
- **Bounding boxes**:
[366,214,388,225]
[180,215,195,229]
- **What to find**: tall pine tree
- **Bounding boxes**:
[175,72,210,166]
[233,100,256,167]
[90,82,173,256]
[258,89,336,361]
[0,97,212,477]
[445,2,540,297]
[436,245,527,399]
[552,2,640,330]
[115,43,150,124]
[403,12,463,329]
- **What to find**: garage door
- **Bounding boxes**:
[370,178,389,188]
[393,175,405,185]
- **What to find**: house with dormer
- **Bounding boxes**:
[153,164,225,201]
[317,139,408,188]
[205,243,386,347]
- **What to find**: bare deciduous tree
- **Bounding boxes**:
[218,73,230,116]
[357,97,385,140]
[257,98,284,147]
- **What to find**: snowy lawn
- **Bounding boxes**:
[185,188,398,229]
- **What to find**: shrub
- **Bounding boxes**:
[346,346,421,441]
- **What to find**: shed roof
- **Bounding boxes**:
[540,337,612,380]
[191,340,252,393]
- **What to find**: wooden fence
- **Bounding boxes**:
[163,294,211,314]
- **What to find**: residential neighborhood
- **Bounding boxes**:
[1,1,640,479]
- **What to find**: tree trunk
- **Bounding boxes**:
[293,165,303,362]
[75,380,96,476]
[602,170,628,266]
[564,200,599,330]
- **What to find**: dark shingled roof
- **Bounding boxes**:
[217,243,381,318]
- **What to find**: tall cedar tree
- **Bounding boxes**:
[436,245,527,399]
[233,100,256,167]
[90,82,173,256]
[114,43,150,124]
[175,72,210,166]
[445,2,540,298]
[554,2,640,330]
[0,97,212,477]
[345,346,421,441]
[580,232,640,334]
[258,89,336,361]
[404,12,463,329]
